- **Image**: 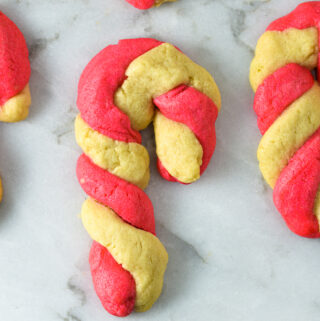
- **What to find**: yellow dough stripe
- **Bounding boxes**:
[75,115,150,189]
[250,28,318,92]
[0,85,31,122]
[154,112,204,183]
[257,84,320,188]
[154,0,176,7]
[314,189,320,222]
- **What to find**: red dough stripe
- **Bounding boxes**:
[77,154,155,235]
[254,64,314,134]
[267,1,320,31]
[154,85,218,182]
[126,0,155,9]
[274,128,320,238]
[89,241,136,317]
[77,38,162,144]
[0,12,30,105]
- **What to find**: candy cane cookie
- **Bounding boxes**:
[75,38,221,316]
[250,1,320,237]
[125,0,175,10]
[0,12,31,203]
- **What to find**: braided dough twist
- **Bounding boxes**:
[125,0,175,9]
[0,12,31,202]
[75,38,221,316]
[250,1,320,237]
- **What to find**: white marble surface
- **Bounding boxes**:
[0,0,319,320]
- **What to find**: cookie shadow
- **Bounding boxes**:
[153,222,208,312]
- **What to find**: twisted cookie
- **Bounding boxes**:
[250,1,320,237]
[75,38,221,316]
[0,12,31,202]
[125,0,175,10]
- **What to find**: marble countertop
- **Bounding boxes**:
[1,0,319,320]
